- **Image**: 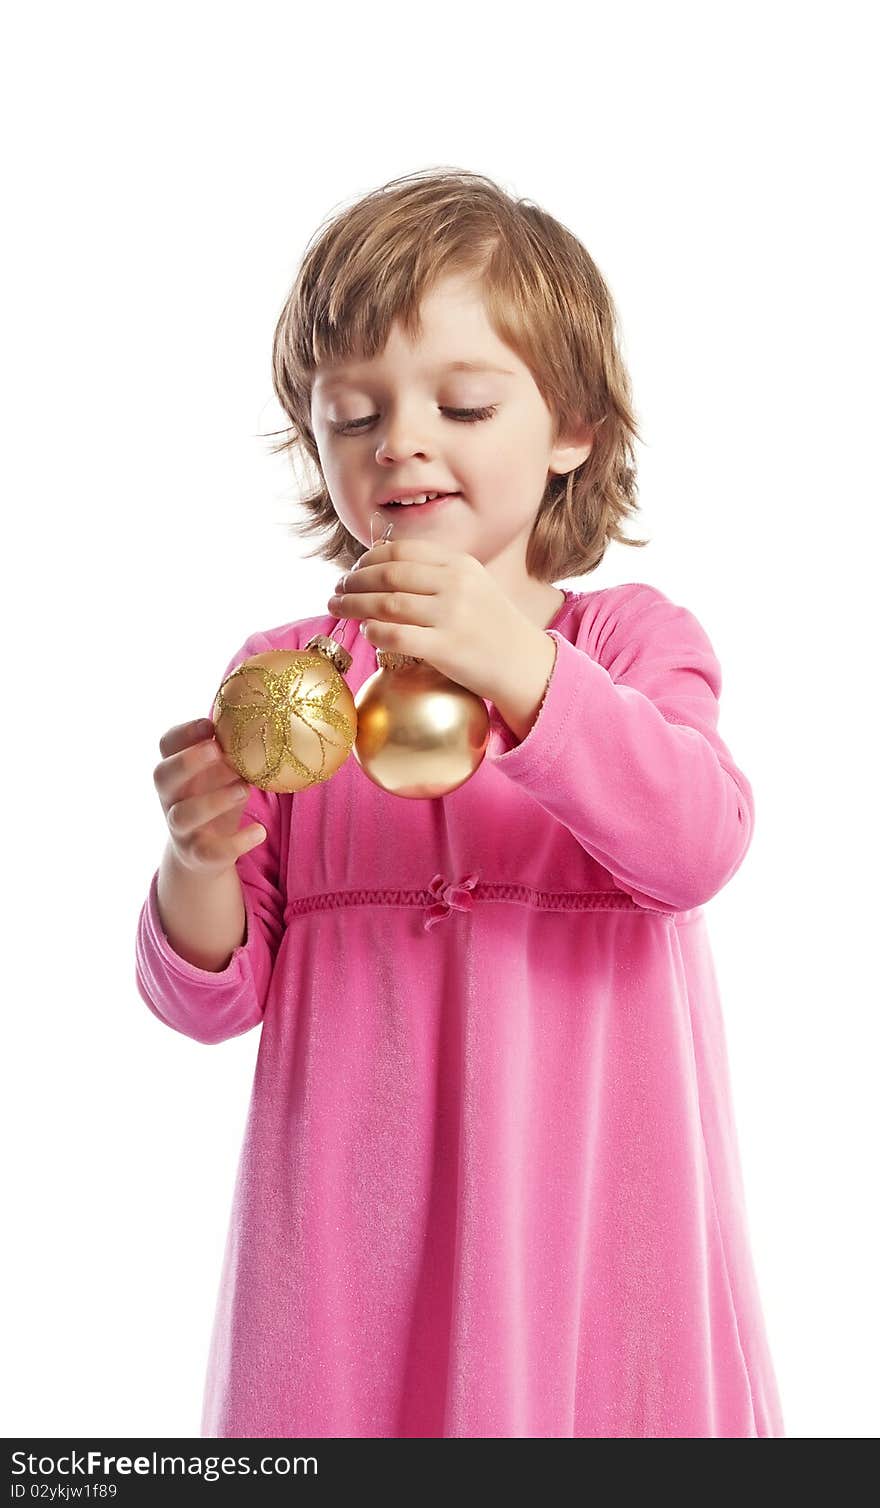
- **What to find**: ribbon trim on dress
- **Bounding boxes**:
[423,871,481,932]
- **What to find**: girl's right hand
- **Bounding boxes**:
[153,718,266,876]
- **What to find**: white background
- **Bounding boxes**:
[3,0,877,1441]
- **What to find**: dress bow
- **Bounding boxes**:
[423,871,481,932]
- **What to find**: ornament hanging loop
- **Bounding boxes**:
[327,513,394,653]
[367,510,421,669]
[371,510,395,547]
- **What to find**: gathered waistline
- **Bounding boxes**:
[282,874,674,933]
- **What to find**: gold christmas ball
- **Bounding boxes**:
[212,637,356,793]
[353,649,490,799]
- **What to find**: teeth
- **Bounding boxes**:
[386,491,445,506]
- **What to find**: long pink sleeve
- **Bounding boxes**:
[486,583,754,913]
[135,631,287,1045]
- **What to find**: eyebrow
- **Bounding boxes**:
[314,359,516,392]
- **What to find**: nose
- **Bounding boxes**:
[374,400,435,462]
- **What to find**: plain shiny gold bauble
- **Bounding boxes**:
[353,648,490,799]
[211,637,356,793]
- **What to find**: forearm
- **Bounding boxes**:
[489,627,558,744]
[484,620,754,912]
[156,840,247,972]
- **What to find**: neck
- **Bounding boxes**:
[520,582,565,631]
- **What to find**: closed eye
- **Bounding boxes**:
[330,405,498,435]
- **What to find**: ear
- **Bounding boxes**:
[548,422,594,479]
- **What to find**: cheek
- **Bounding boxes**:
[477,446,529,500]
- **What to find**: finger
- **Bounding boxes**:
[158,718,216,760]
[330,560,440,604]
[154,732,240,807]
[332,589,437,627]
[168,778,251,841]
[233,822,267,856]
[333,562,388,590]
[341,544,449,604]
[360,618,436,657]
[180,816,266,869]
[363,538,446,563]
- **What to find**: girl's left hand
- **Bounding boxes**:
[327,539,534,702]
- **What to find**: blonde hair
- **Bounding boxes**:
[267,166,649,578]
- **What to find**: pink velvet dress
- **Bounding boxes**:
[135,582,784,1438]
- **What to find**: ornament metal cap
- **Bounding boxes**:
[304,632,352,675]
[376,649,424,669]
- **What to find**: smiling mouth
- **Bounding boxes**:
[381,492,462,509]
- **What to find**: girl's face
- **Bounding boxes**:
[309,272,592,574]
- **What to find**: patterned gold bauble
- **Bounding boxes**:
[353,649,490,798]
[211,637,356,793]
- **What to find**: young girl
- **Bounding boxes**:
[136,168,785,1438]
